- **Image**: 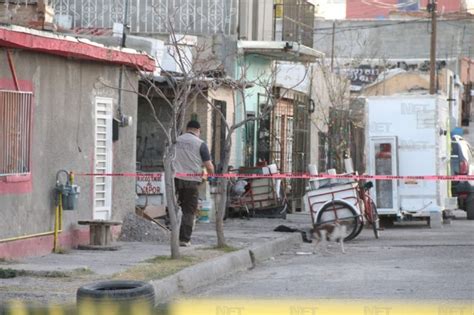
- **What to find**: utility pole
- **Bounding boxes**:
[429,0,437,94]
[331,21,336,72]
[117,0,130,122]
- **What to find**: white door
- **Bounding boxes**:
[93,97,113,220]
[369,137,399,215]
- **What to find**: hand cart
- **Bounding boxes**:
[303,177,380,241]
[227,167,288,219]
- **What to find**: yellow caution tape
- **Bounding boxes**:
[169,299,473,315]
[4,299,472,315]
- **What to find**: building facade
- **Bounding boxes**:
[0,25,154,259]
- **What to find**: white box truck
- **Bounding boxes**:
[365,94,457,226]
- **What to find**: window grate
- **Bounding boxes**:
[0,90,33,176]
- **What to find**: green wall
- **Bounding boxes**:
[234,54,273,167]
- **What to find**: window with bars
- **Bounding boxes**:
[0,90,33,176]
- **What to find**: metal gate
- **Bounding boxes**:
[290,92,310,211]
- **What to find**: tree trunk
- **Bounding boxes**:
[163,146,180,259]
[215,137,232,248]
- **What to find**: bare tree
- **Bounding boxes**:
[103,12,312,252]
[200,65,280,248]
[310,34,390,173]
[310,60,352,172]
[201,61,311,247]
[104,20,221,258]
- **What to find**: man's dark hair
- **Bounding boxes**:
[186,120,201,129]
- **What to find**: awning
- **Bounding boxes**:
[238,40,324,63]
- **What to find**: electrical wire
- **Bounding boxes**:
[306,18,474,42]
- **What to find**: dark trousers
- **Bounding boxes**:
[175,179,200,242]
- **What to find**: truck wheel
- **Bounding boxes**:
[379,216,394,228]
[466,193,474,220]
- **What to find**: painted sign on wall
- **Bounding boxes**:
[136,173,164,195]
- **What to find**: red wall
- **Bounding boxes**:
[0,226,122,260]
[347,0,462,19]
[419,0,462,13]
[347,0,399,19]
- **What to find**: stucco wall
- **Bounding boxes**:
[0,48,138,240]
[314,19,474,62]
[460,58,474,83]
[208,86,237,169]
[0,4,38,26]
[136,92,212,171]
[363,73,430,96]
[235,54,273,166]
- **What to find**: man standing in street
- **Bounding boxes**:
[174,120,215,247]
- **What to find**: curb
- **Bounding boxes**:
[151,248,251,302]
[0,266,91,278]
[150,233,302,303]
[248,233,302,264]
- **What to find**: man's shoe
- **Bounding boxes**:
[179,241,191,247]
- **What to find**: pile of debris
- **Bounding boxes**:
[118,211,169,243]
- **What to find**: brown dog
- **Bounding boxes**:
[310,222,347,254]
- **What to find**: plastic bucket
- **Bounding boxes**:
[199,200,211,223]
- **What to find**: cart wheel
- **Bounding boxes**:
[370,201,380,239]
[316,201,360,241]
[352,215,364,239]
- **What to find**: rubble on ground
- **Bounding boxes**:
[118,212,169,243]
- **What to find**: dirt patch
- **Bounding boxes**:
[112,255,200,281]
[112,246,231,281]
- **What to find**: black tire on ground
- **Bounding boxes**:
[316,201,361,241]
[466,193,474,220]
[77,280,155,309]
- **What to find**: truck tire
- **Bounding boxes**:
[466,193,474,220]
[379,216,395,228]
[77,280,155,310]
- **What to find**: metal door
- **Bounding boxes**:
[93,97,113,220]
[368,137,399,215]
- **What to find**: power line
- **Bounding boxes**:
[313,17,474,35]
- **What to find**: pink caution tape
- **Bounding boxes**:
[76,172,473,181]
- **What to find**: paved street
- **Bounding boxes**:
[188,216,474,301]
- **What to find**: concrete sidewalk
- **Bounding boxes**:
[0,214,311,305]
